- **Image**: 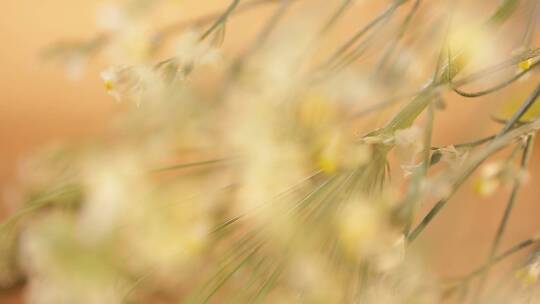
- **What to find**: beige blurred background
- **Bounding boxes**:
[0,1,116,192]
[1,1,540,303]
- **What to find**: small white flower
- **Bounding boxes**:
[100,66,125,101]
[100,65,160,105]
[473,160,518,197]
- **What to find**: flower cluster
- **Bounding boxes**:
[3,1,540,303]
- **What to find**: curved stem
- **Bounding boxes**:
[451,60,540,98]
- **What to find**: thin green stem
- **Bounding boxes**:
[522,0,540,48]
[320,0,408,69]
[200,0,241,40]
[444,234,540,296]
[402,103,434,235]
[201,244,263,304]
[319,0,355,34]
[498,83,540,135]
[152,158,231,172]
[454,135,496,149]
[231,0,293,74]
[0,186,79,231]
[469,235,539,282]
[451,48,540,87]
[472,135,533,301]
[374,0,422,77]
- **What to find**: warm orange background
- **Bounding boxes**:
[1,1,540,303]
[0,1,116,191]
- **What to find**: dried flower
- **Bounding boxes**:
[394,125,423,167]
[473,160,517,197]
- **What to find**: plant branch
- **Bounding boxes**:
[407,98,540,243]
